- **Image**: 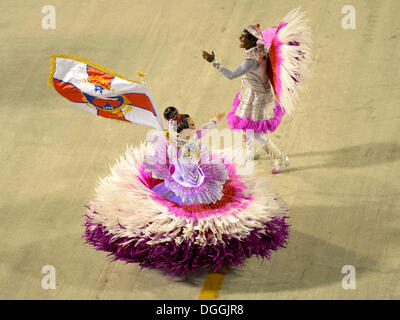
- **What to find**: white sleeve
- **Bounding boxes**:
[212,59,259,80]
[196,120,218,139]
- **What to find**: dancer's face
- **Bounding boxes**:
[239,31,253,49]
[187,117,196,130]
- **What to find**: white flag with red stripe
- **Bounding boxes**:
[48,54,165,130]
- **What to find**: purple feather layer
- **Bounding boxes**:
[226,92,285,133]
[83,215,289,277]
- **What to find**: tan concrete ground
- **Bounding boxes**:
[0,0,399,299]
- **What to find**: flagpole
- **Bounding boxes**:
[136,71,166,130]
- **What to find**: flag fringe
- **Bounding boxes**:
[47,53,144,87]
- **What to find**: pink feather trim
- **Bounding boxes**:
[226,92,285,133]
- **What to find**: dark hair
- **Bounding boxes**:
[163,106,190,133]
[243,29,258,48]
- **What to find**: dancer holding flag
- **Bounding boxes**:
[49,55,289,278]
[202,8,312,173]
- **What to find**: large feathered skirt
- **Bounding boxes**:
[83,142,289,277]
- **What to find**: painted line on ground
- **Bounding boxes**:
[198,267,228,300]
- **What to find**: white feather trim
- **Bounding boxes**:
[86,143,287,247]
[276,7,313,116]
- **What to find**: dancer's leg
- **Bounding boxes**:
[254,133,290,173]
[243,131,255,161]
[254,133,280,157]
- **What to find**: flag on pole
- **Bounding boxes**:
[48,54,165,130]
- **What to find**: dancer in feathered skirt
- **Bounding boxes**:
[203,8,312,173]
[48,55,289,278]
[83,107,289,277]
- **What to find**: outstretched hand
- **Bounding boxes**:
[213,112,225,122]
[202,50,215,63]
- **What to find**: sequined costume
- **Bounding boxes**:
[213,46,276,123]
[83,118,289,277]
[144,119,229,204]
[48,35,291,279]
[209,8,312,173]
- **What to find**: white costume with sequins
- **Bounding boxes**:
[143,119,230,204]
[213,46,275,122]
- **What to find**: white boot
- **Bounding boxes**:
[272,155,290,174]
[262,138,289,174]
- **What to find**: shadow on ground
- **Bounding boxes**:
[219,202,382,294]
[284,142,400,172]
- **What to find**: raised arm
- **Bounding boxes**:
[196,119,218,139]
[202,50,259,80]
[196,113,225,139]
[212,59,259,80]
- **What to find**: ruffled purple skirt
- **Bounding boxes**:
[226,92,285,133]
[83,142,289,277]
